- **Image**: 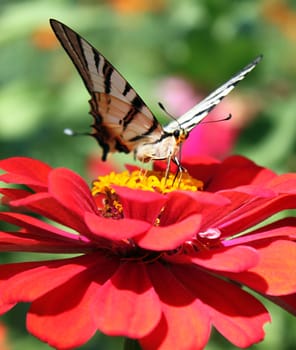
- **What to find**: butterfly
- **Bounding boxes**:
[50,19,262,174]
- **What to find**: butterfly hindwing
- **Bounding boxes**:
[50,19,163,161]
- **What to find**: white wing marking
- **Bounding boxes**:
[164,55,262,133]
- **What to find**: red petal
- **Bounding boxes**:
[267,173,296,193]
[27,255,118,349]
[182,155,275,191]
[49,168,97,214]
[0,188,33,205]
[192,190,256,234]
[186,191,231,230]
[183,155,220,185]
[114,186,166,223]
[84,211,151,240]
[8,192,52,207]
[0,254,108,304]
[124,164,140,172]
[0,157,51,190]
[206,156,276,191]
[225,240,296,295]
[0,303,15,315]
[0,211,83,241]
[172,265,270,348]
[218,191,295,236]
[93,262,161,338]
[166,246,259,272]
[0,230,91,253]
[225,217,296,246]
[154,155,219,183]
[161,191,206,223]
[9,192,90,234]
[0,260,57,305]
[140,263,211,350]
[136,214,201,251]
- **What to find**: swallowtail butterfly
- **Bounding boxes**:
[50,19,262,172]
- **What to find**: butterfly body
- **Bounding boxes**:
[134,130,184,163]
[50,19,262,168]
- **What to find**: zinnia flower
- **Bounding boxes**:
[0,155,296,350]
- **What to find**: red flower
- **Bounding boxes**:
[0,156,296,350]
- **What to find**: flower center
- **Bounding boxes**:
[91,170,205,259]
[92,169,203,195]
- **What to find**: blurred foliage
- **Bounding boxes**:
[0,0,296,349]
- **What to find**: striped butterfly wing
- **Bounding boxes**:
[164,55,262,133]
[50,19,164,161]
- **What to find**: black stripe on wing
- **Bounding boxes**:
[128,118,165,142]
[50,19,94,93]
[122,82,132,96]
[121,95,146,129]
[102,61,113,94]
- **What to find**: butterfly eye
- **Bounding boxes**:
[173,129,180,139]
[173,129,188,143]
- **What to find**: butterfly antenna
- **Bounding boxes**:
[200,113,232,125]
[158,102,181,128]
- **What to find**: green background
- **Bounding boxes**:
[0,0,295,349]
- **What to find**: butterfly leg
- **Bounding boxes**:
[173,156,187,186]
[138,164,147,177]
[164,155,172,182]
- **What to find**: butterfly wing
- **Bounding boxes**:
[164,55,262,133]
[50,19,164,161]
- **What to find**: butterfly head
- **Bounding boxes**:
[173,128,189,145]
